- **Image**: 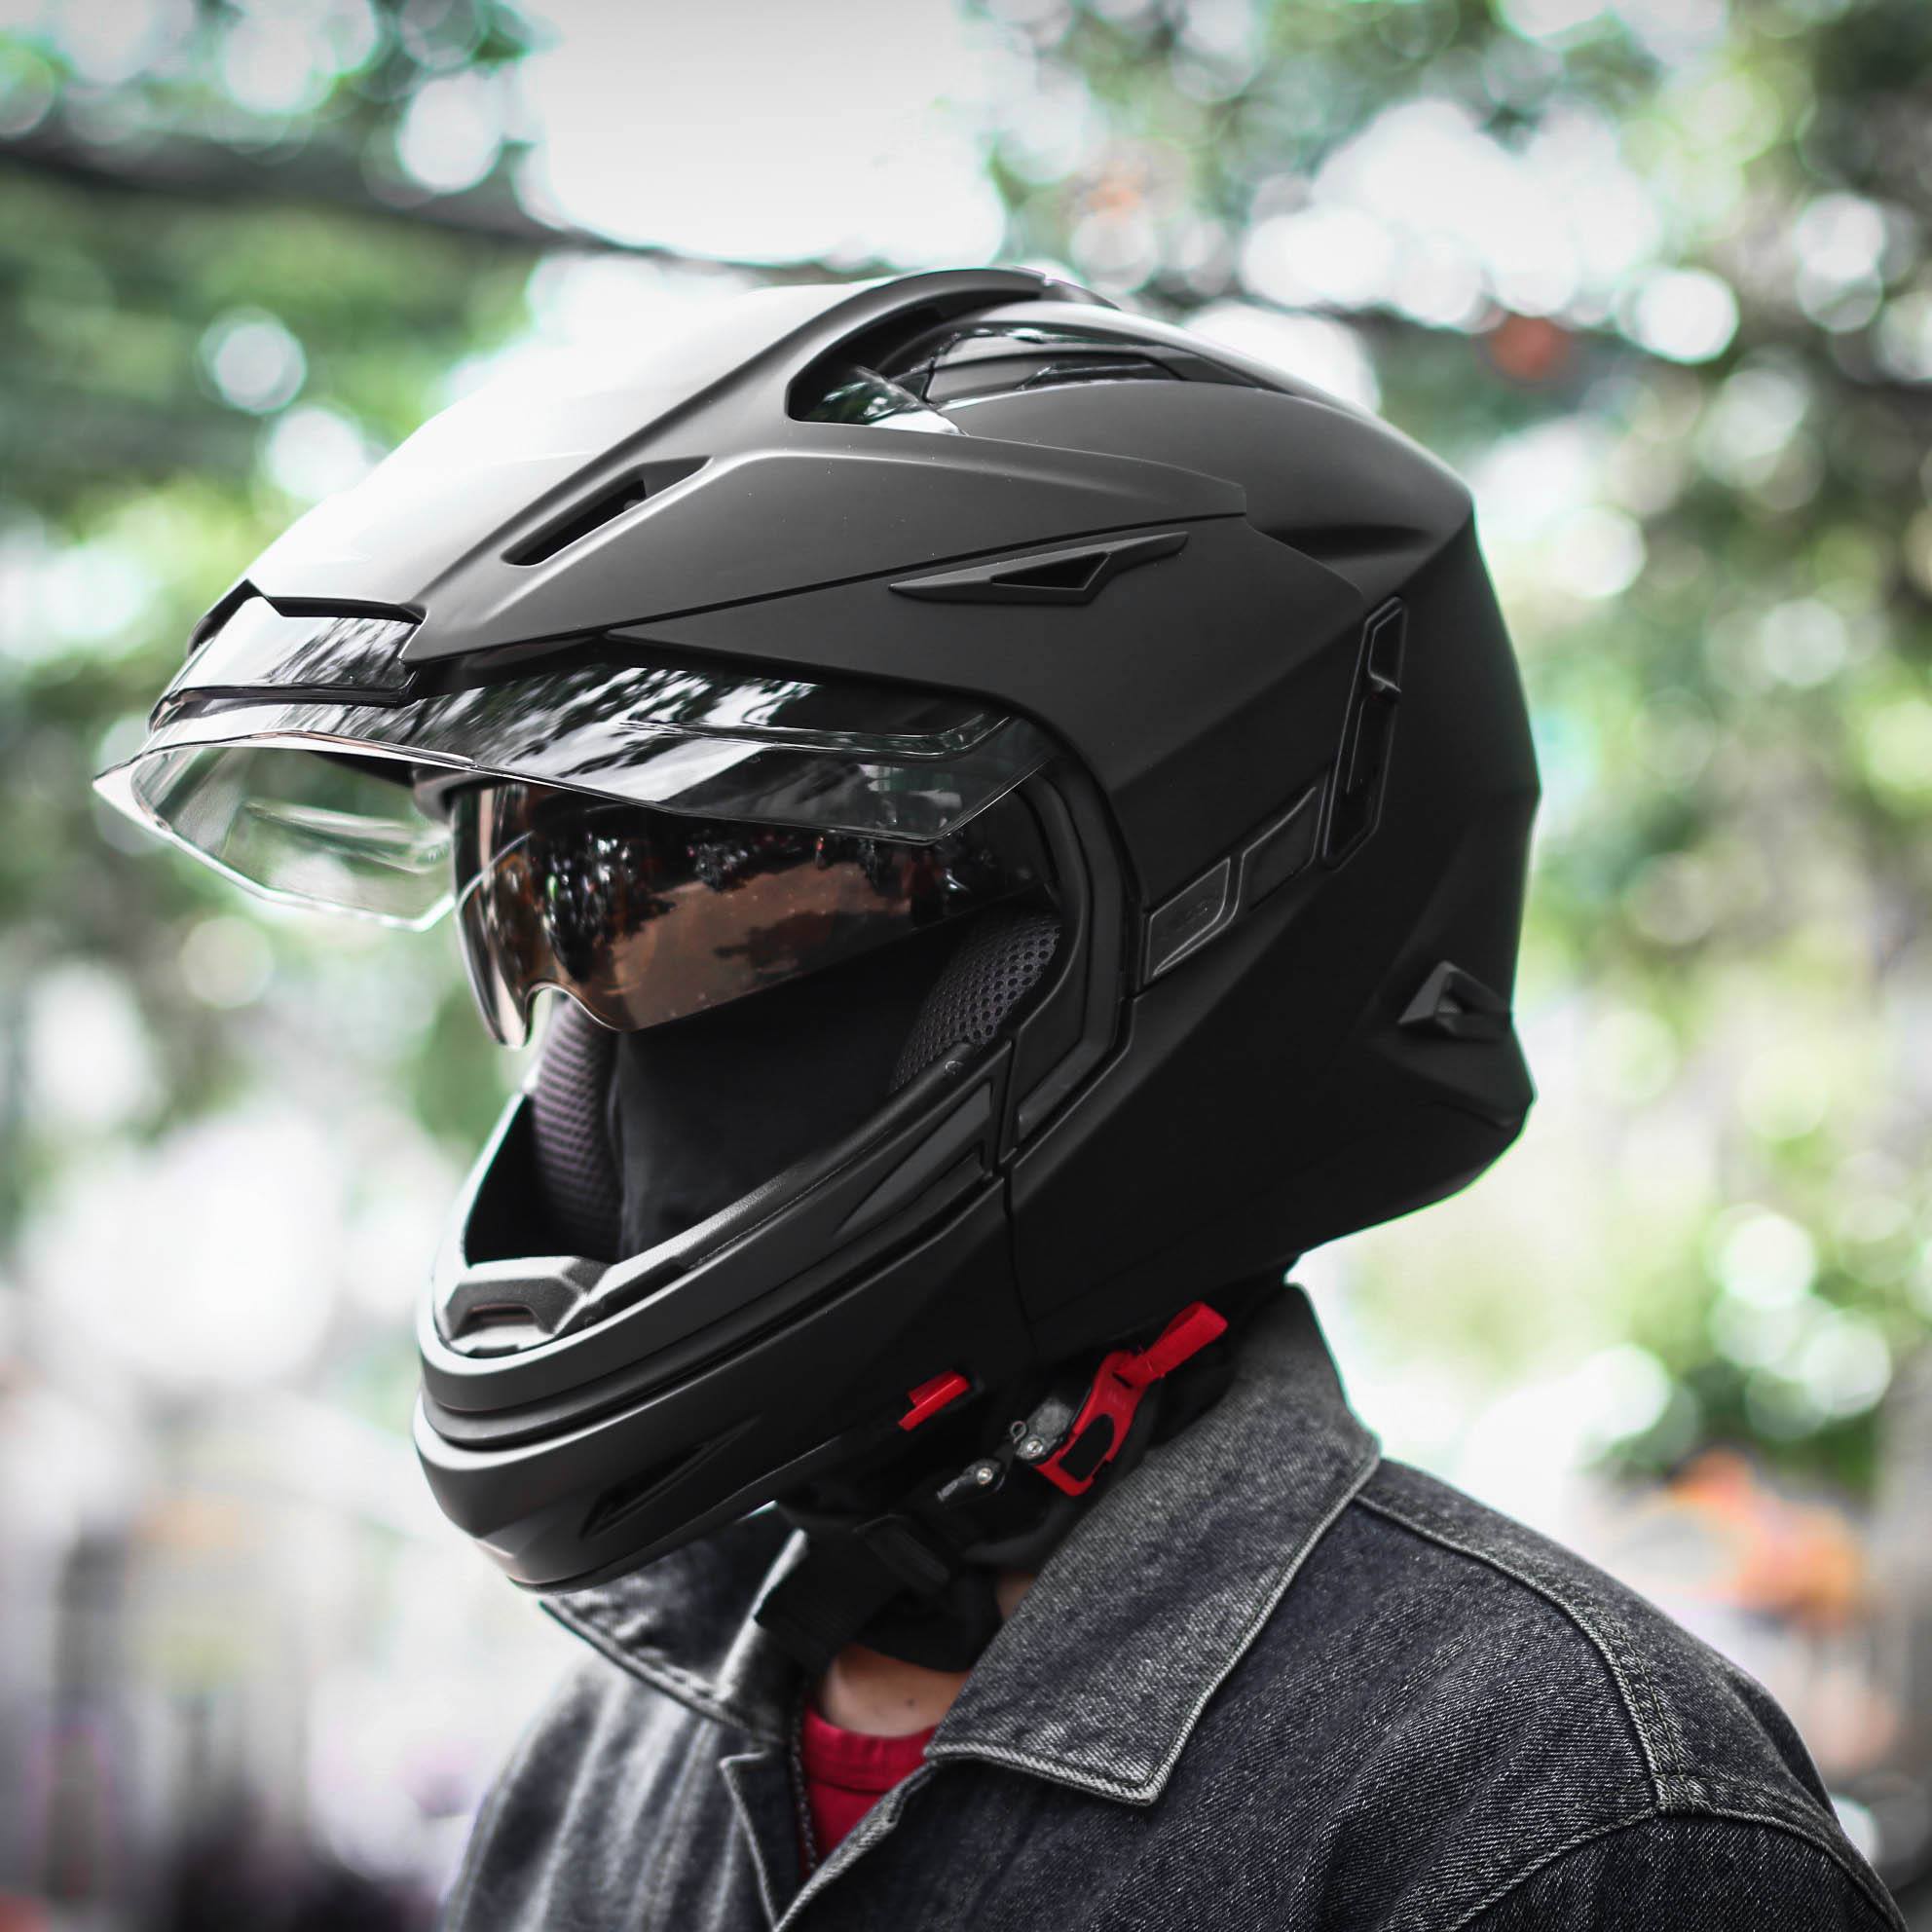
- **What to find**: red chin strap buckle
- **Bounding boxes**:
[1028,1301,1229,1498]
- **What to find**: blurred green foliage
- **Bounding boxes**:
[979,0,1932,1494]
[4,0,1932,1493]
[2,8,539,1177]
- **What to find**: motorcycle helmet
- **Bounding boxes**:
[97,267,1537,1616]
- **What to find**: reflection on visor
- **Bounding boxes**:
[112,650,1053,849]
[96,627,1060,936]
[452,782,1047,1046]
[98,742,453,926]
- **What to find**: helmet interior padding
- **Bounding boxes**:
[531,1002,625,1261]
[892,906,1061,1092]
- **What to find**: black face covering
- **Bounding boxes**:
[607,920,962,1256]
[526,905,1115,1674]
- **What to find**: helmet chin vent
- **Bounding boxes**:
[531,1000,624,1261]
[579,1425,747,1540]
[893,905,1060,1091]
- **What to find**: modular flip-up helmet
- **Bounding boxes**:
[98,268,1537,1618]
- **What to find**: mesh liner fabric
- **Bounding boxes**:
[892,906,1061,1092]
[531,1000,624,1260]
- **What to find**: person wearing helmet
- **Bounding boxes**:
[101,270,1900,1929]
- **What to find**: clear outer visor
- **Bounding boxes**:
[95,741,456,927]
[94,651,1053,924]
[452,783,1048,1046]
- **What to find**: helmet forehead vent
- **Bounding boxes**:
[890,530,1188,608]
[505,457,706,568]
[785,295,982,422]
[991,552,1104,594]
[795,365,958,435]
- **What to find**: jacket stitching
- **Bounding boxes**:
[1686,1803,1907,1929]
[1356,1488,1670,1807]
[1449,1808,1905,1931]
[1147,1436,1383,1796]
[774,1764,937,1930]
[1443,1814,1653,1931]
[1698,1768,1857,1818]
[718,1749,789,1931]
[542,1600,785,1745]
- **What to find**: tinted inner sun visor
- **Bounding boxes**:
[93,601,1052,925]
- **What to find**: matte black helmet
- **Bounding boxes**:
[99,268,1537,1596]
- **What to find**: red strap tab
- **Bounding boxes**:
[1033,1301,1228,1497]
[1119,1301,1229,1389]
[900,1370,970,1431]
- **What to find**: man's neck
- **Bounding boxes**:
[814,1569,1035,1735]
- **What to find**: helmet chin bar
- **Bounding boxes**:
[412,762,1126,1592]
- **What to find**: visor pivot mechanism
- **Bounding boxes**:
[1022,1302,1228,1498]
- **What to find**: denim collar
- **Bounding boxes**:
[546,1284,1380,1806]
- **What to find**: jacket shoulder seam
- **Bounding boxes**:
[1448,1807,1903,1931]
[1356,1485,1679,1805]
[1445,1815,1654,1931]
[1689,1803,1906,1929]
[1696,1767,1854,1827]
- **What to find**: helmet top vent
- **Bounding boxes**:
[505,457,707,568]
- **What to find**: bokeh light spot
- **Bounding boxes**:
[180,916,276,1010]
[201,310,307,414]
[1712,1208,1819,1310]
[394,70,502,196]
[1622,268,1738,364]
[265,404,380,502]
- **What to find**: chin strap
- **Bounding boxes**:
[1018,1301,1228,1495]
[756,1302,1228,1676]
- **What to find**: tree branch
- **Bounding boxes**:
[0,117,860,283]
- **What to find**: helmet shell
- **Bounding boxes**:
[133,269,1539,1588]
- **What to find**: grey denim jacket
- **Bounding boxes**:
[444,1290,1904,1931]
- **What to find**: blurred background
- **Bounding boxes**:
[4,0,1932,1922]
